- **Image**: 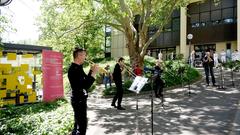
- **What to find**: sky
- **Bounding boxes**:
[1,0,41,43]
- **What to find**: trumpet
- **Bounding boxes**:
[122,63,137,78]
[85,59,108,74]
[208,56,213,62]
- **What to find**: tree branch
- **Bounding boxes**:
[141,0,180,57]
[119,0,138,46]
[57,20,94,39]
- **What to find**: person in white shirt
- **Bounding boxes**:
[232,50,237,61]
[213,52,219,67]
[220,49,226,63]
[236,50,240,61]
[158,50,163,62]
[190,50,195,67]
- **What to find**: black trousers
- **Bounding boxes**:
[71,99,87,135]
[153,79,164,97]
[112,81,123,107]
[204,66,216,85]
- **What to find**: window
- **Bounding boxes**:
[188,3,199,14]
[200,12,210,22]
[164,32,171,45]
[172,10,180,18]
[222,8,234,19]
[200,0,210,12]
[157,34,164,45]
[211,10,221,21]
[172,18,180,31]
[164,22,171,32]
[211,0,221,10]
[222,0,234,8]
[190,14,199,24]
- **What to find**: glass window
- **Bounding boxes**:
[222,0,234,8]
[172,10,180,18]
[200,12,210,22]
[222,8,234,19]
[172,18,180,31]
[157,34,164,45]
[211,10,221,21]
[211,0,221,10]
[200,0,210,12]
[164,32,171,45]
[188,3,199,14]
[190,14,199,23]
[164,22,171,32]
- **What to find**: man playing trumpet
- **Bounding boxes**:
[202,50,216,87]
[68,47,99,135]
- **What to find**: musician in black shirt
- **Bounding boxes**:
[111,57,126,110]
[153,61,164,98]
[202,51,216,86]
[68,48,98,135]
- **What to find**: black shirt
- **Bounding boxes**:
[68,63,95,101]
[202,55,214,67]
[112,63,122,84]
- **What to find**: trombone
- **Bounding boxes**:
[85,59,108,74]
[122,63,137,78]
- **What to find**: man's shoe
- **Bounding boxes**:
[117,106,126,110]
[213,84,217,87]
[111,104,117,108]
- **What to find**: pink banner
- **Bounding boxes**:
[42,50,64,102]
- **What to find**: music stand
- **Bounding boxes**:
[129,76,148,134]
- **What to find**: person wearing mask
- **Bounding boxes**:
[68,47,99,135]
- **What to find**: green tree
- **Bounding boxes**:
[93,0,189,68]
[37,0,104,71]
[0,14,15,50]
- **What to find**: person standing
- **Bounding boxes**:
[202,51,216,86]
[133,64,143,76]
[190,50,195,67]
[68,47,99,135]
[153,61,164,98]
[103,65,112,88]
[220,49,226,63]
[111,57,126,110]
[213,51,219,67]
[158,50,163,62]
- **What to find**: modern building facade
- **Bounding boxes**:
[108,0,240,64]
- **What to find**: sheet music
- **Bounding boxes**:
[129,76,148,93]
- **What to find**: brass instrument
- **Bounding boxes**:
[85,59,108,74]
[207,55,213,62]
[122,63,137,77]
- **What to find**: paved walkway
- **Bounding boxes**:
[86,68,240,135]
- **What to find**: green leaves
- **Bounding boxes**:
[0,99,73,135]
[38,0,105,72]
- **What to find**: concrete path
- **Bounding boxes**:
[86,68,240,135]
